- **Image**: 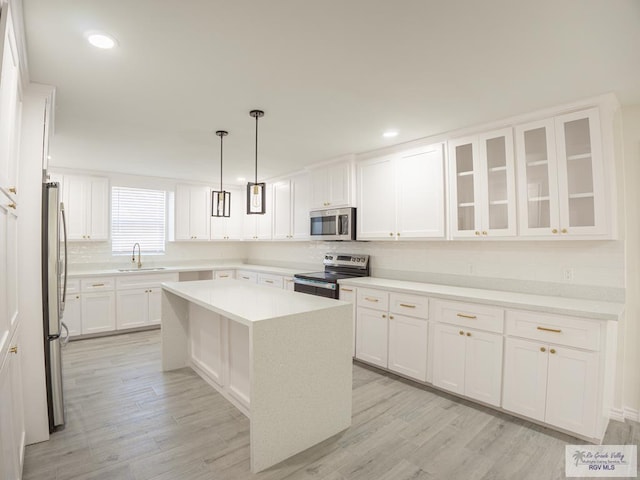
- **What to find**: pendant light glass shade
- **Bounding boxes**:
[212,130,231,217]
[247,109,266,215]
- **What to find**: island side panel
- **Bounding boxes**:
[161,289,190,371]
[249,303,353,473]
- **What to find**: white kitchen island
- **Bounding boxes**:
[161,279,353,473]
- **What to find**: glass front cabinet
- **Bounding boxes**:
[515,108,606,237]
[449,128,517,238]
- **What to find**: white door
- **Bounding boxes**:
[81,292,116,334]
[147,288,162,325]
[62,294,82,336]
[327,161,351,207]
[189,186,210,240]
[87,177,109,240]
[449,137,481,238]
[545,346,598,437]
[463,329,503,406]
[272,180,292,240]
[502,337,548,421]
[555,108,607,236]
[355,307,388,368]
[395,146,445,239]
[116,288,148,329]
[190,306,224,387]
[431,323,466,395]
[515,119,561,237]
[478,129,516,237]
[388,314,428,381]
[357,155,396,240]
[291,173,310,239]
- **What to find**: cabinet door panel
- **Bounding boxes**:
[357,156,395,240]
[272,181,292,240]
[464,330,503,406]
[116,289,148,329]
[449,137,481,237]
[0,13,20,191]
[189,186,210,240]
[545,346,598,437]
[64,175,87,241]
[292,174,310,239]
[310,166,329,209]
[174,185,191,240]
[396,146,445,238]
[327,161,351,207]
[0,202,6,348]
[228,320,250,408]
[355,307,388,368]
[431,323,466,395]
[88,177,109,240]
[81,292,115,334]
[62,294,82,336]
[189,305,224,387]
[502,337,548,421]
[148,288,162,325]
[226,187,244,240]
[339,287,357,357]
[6,203,17,330]
[0,358,18,480]
[388,314,428,381]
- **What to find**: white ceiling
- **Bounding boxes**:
[22,0,640,184]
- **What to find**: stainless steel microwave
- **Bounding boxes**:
[309,208,356,241]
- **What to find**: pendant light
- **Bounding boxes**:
[212,130,231,217]
[247,109,266,214]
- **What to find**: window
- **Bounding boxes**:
[111,186,166,254]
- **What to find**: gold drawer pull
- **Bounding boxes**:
[365,297,379,302]
[92,283,105,287]
[265,280,274,284]
[219,275,229,278]
[341,288,353,292]
[399,303,416,309]
[9,186,17,194]
[457,313,477,319]
[241,276,250,280]
[8,202,16,209]
[537,326,562,333]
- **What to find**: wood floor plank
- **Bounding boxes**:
[22,329,640,480]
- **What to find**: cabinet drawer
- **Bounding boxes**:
[506,310,601,350]
[214,270,234,280]
[66,279,80,294]
[257,273,284,289]
[236,270,258,282]
[116,273,179,290]
[81,277,115,292]
[357,288,389,311]
[431,299,504,334]
[390,293,428,319]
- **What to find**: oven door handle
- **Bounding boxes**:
[293,278,337,290]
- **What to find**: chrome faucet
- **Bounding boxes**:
[132,243,142,269]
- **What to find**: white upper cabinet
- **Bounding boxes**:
[358,144,445,240]
[242,185,272,240]
[449,128,516,238]
[175,184,210,241]
[309,159,353,209]
[291,173,310,239]
[210,186,243,240]
[63,175,109,241]
[272,180,292,240]
[516,108,607,237]
[0,5,21,199]
[272,173,311,241]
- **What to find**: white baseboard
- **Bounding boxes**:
[610,407,625,422]
[623,407,640,422]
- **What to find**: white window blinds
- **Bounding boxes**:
[111,186,166,254]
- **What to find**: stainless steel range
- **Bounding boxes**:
[294,254,370,299]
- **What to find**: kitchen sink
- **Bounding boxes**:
[117,267,167,272]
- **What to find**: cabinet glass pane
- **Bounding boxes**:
[456,144,473,172]
[564,118,595,228]
[486,136,506,169]
[524,128,551,229]
[564,118,591,158]
[523,128,548,163]
[458,206,475,231]
[457,175,474,204]
[567,159,594,195]
[528,199,550,228]
[489,204,508,229]
[569,197,595,227]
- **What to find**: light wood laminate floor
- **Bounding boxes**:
[23,330,638,480]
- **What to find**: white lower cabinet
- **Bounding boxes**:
[355,288,429,382]
[189,304,250,412]
[116,273,179,330]
[82,292,116,334]
[62,280,82,337]
[214,270,234,280]
[257,273,284,289]
[236,270,258,283]
[116,288,149,330]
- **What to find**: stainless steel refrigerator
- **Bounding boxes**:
[42,181,68,432]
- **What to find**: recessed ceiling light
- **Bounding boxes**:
[85,31,117,49]
[383,130,399,138]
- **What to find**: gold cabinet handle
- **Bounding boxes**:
[9,346,18,354]
[456,313,477,319]
[241,276,250,280]
[396,233,400,237]
[341,288,353,292]
[219,275,229,278]
[364,297,379,302]
[550,348,556,354]
[8,203,16,209]
[482,231,488,236]
[76,295,80,299]
[561,228,568,234]
[459,330,464,335]
[389,232,393,236]
[552,228,558,234]
[92,283,105,287]
[265,280,274,284]
[475,231,480,236]
[537,326,561,333]
[9,186,17,194]
[540,347,546,352]
[399,303,416,309]
[382,314,386,318]
[466,332,472,337]
[389,315,394,319]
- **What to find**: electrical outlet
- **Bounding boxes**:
[563,268,574,282]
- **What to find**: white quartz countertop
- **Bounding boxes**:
[339,277,624,321]
[68,262,306,278]
[162,279,347,327]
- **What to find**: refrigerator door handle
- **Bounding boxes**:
[60,202,68,315]
[61,322,70,346]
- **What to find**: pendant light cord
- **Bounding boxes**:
[254,114,259,184]
[220,133,223,191]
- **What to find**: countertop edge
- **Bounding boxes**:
[67,263,303,278]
